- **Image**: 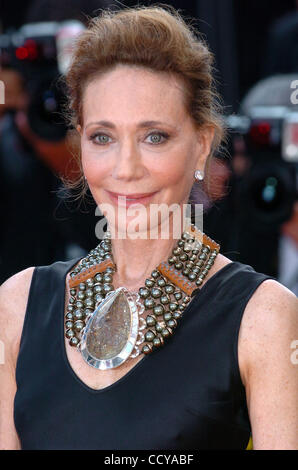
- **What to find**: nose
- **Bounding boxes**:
[112,137,145,182]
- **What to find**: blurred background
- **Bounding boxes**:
[0,0,297,295]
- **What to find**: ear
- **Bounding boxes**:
[76,124,82,136]
[194,125,215,171]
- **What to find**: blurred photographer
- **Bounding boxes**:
[225,74,298,292]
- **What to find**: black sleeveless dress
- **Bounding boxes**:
[13,258,275,450]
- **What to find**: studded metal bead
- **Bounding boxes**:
[161,328,170,338]
[66,328,75,339]
[155,322,163,333]
[84,308,94,317]
[151,270,160,279]
[144,298,155,309]
[77,291,86,300]
[167,318,177,329]
[65,320,73,329]
[142,344,153,354]
[69,337,79,347]
[67,305,74,312]
[94,273,103,283]
[169,302,178,312]
[86,278,94,287]
[178,240,184,247]
[103,284,113,293]
[65,312,73,320]
[139,287,150,298]
[79,282,86,291]
[188,272,197,281]
[68,297,75,304]
[95,294,104,304]
[145,330,155,342]
[183,245,192,253]
[103,273,113,283]
[186,261,194,269]
[168,257,175,265]
[160,295,170,305]
[85,288,94,298]
[84,298,94,308]
[163,312,172,322]
[93,284,104,294]
[74,320,85,331]
[157,278,166,287]
[151,287,162,298]
[182,269,190,276]
[179,253,188,261]
[153,337,163,347]
[174,292,183,301]
[106,266,114,274]
[75,300,84,309]
[145,279,155,288]
[165,284,175,294]
[172,311,182,320]
[172,247,182,255]
[189,254,197,262]
[153,304,164,316]
[192,249,199,255]
[73,309,84,320]
[146,315,156,327]
[196,278,203,286]
[70,288,76,296]
[174,262,183,270]
[196,260,205,267]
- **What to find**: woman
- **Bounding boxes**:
[0,5,297,450]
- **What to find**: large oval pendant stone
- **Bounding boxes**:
[80,287,139,370]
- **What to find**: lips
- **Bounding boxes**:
[107,191,156,199]
[105,190,158,207]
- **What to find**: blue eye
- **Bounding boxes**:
[146,132,169,144]
[89,133,111,145]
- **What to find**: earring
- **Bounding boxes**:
[194,169,204,181]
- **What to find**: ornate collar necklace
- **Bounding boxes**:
[65,224,220,370]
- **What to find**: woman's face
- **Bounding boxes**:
[79,64,214,238]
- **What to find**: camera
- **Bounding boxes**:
[226,76,298,232]
[0,20,85,140]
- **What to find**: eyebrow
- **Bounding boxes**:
[85,120,172,130]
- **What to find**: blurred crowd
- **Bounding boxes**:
[0,0,297,294]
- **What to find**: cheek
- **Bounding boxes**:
[81,143,110,183]
[155,155,191,189]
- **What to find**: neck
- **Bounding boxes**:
[109,221,186,290]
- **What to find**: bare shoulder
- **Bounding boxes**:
[237,278,298,448]
[0,267,35,361]
[238,277,298,386]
